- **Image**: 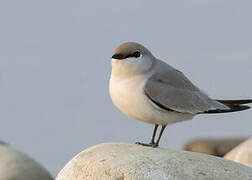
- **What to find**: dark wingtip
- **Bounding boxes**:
[201,104,251,114]
[216,99,252,105]
[238,105,251,111]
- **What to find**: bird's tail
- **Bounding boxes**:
[202,99,252,114]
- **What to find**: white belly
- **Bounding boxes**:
[109,75,194,125]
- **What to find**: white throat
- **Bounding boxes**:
[111,55,154,78]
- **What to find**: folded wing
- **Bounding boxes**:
[144,70,229,114]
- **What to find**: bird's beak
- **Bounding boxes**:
[112,53,126,60]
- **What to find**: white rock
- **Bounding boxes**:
[182,138,246,157]
[225,138,252,167]
[56,143,252,180]
[0,143,53,180]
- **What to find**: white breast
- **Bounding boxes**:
[109,74,153,123]
[109,74,194,125]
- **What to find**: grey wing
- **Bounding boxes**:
[144,70,228,114]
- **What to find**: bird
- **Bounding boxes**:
[109,42,252,148]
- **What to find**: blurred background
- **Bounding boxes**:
[0,0,251,176]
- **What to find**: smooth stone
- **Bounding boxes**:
[225,138,252,167]
[0,143,53,180]
[56,143,252,180]
[182,138,246,157]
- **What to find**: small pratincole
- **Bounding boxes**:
[109,42,252,147]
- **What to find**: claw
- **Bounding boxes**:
[135,142,158,148]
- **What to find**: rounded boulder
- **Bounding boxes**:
[0,142,53,180]
[56,143,252,180]
[225,138,252,167]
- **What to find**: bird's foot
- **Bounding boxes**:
[135,142,158,148]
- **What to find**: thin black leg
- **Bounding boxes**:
[150,124,159,144]
[154,125,166,147]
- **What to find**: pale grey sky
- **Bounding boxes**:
[0,0,251,176]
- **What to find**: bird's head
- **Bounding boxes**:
[111,42,154,77]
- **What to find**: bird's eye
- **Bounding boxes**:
[132,51,141,58]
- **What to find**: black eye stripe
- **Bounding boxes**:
[126,51,141,58]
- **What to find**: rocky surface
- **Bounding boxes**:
[0,141,8,145]
[56,143,252,180]
[0,143,53,180]
[225,138,252,167]
[182,138,246,157]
